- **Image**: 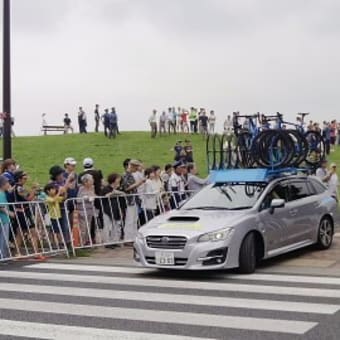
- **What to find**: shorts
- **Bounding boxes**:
[330,136,336,145]
[51,218,62,233]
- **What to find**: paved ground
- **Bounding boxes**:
[0,231,339,339]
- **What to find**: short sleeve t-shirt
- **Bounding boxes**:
[0,191,10,224]
[199,115,208,127]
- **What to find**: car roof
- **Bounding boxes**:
[209,168,310,185]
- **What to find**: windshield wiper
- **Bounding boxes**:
[185,206,230,211]
[228,206,253,210]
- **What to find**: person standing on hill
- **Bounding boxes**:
[109,108,118,138]
[149,110,158,138]
[208,110,216,134]
[78,107,87,134]
[102,109,110,137]
[159,111,167,135]
[94,104,100,133]
[189,107,198,134]
[63,113,74,134]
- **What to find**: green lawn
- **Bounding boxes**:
[0,132,208,186]
[1,132,339,187]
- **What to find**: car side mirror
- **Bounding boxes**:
[270,198,285,214]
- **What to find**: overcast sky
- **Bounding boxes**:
[1,0,340,135]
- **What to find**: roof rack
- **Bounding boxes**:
[209,167,312,184]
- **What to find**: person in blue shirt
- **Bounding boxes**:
[0,175,13,259]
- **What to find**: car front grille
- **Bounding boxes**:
[145,256,188,266]
[146,235,187,249]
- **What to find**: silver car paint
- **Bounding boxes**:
[134,175,337,270]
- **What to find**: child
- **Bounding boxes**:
[0,175,13,259]
[44,183,65,248]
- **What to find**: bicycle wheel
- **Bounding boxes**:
[253,130,295,168]
[221,133,238,169]
[237,132,253,168]
[305,131,325,166]
[285,130,308,167]
[206,134,222,170]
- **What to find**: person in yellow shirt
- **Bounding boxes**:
[44,183,65,247]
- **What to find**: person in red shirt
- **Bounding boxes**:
[180,110,189,133]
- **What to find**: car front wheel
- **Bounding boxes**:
[317,217,333,250]
[238,232,256,274]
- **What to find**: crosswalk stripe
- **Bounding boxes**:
[0,319,211,340]
[29,262,340,286]
[227,273,340,285]
[1,270,340,298]
[0,297,317,334]
[0,282,337,314]
[29,262,151,274]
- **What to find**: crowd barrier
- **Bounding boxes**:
[64,190,195,256]
[0,190,195,261]
[0,201,69,262]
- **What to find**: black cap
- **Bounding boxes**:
[49,165,64,180]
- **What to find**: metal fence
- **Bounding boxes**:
[0,190,196,262]
[64,190,196,255]
[0,200,69,262]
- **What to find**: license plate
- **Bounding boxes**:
[155,252,175,265]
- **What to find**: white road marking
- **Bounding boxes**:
[0,282,336,314]
[0,298,317,334]
[0,319,211,340]
[227,273,340,286]
[1,270,340,298]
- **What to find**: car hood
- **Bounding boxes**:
[139,209,251,238]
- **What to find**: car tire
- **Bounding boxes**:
[317,217,333,250]
[238,232,256,274]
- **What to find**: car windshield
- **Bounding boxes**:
[182,183,267,210]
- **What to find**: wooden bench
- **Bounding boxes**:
[41,125,65,135]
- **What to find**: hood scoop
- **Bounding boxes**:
[167,216,200,222]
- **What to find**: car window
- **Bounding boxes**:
[181,183,267,210]
[309,179,327,195]
[260,182,289,210]
[287,181,310,201]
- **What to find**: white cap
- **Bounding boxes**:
[83,157,94,168]
[64,157,77,166]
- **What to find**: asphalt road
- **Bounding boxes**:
[0,261,339,340]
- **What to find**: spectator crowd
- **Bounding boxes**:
[0,153,209,260]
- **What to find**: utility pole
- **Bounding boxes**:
[3,0,12,159]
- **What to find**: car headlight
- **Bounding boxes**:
[197,228,234,242]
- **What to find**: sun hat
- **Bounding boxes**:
[83,158,94,169]
[64,157,77,166]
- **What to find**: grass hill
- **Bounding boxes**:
[0,132,339,187]
[0,132,208,185]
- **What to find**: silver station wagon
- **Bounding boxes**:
[134,169,337,273]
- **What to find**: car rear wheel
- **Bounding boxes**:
[317,217,333,250]
[238,232,256,274]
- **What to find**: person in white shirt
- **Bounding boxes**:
[143,168,161,221]
[159,111,167,135]
[224,115,233,134]
[316,160,330,183]
[208,110,216,134]
[169,162,186,209]
[328,163,338,201]
[187,164,209,192]
[149,110,157,138]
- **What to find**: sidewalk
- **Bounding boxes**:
[52,232,340,276]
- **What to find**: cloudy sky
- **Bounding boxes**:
[1,0,340,135]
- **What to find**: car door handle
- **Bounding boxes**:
[289,209,298,216]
